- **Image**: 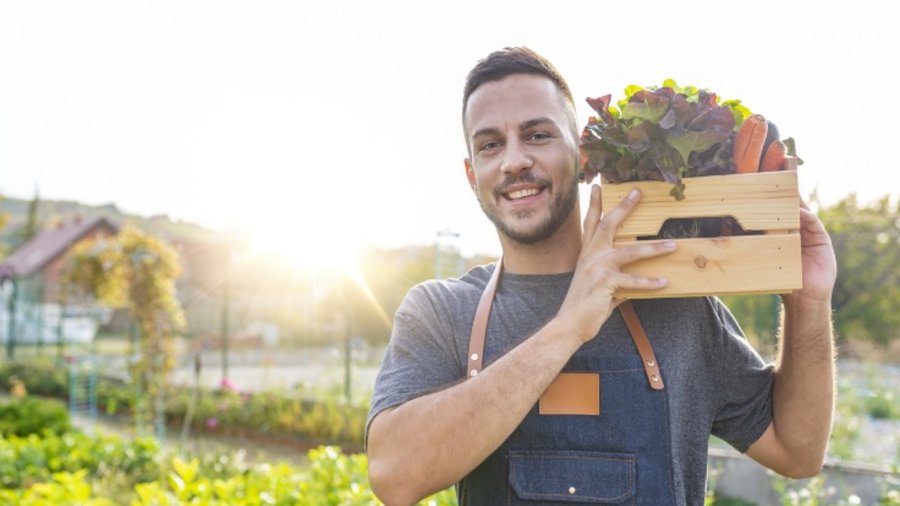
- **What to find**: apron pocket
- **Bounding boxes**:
[508,450,636,504]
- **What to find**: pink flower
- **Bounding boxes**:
[220,378,237,391]
[206,417,219,430]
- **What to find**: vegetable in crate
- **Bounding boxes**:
[579,80,800,238]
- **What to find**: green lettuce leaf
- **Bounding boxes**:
[579,80,774,200]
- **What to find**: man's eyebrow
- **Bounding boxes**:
[520,117,557,131]
[471,126,501,140]
[471,117,557,141]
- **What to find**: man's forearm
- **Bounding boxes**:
[772,295,835,473]
[367,317,583,506]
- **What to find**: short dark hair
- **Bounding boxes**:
[462,47,576,148]
[463,47,574,112]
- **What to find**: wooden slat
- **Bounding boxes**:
[601,171,799,237]
[612,234,802,299]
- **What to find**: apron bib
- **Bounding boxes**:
[460,260,676,505]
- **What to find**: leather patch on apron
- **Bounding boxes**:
[539,372,600,416]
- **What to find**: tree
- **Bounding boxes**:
[22,189,40,244]
[818,195,900,346]
[64,226,185,433]
[6,189,42,251]
[722,195,899,352]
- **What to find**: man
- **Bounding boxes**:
[366,47,837,505]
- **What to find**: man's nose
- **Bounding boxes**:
[500,139,534,175]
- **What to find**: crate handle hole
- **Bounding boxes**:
[637,216,764,240]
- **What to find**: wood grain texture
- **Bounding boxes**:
[601,171,799,237]
[600,169,802,298]
[612,235,801,299]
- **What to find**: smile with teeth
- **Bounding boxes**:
[505,188,541,200]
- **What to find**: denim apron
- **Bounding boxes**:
[460,261,676,505]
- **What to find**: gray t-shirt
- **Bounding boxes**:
[368,264,774,505]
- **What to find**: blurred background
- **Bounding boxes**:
[0,1,897,504]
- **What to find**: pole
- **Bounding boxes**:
[5,280,17,359]
[435,230,462,280]
[434,236,441,279]
[154,353,165,443]
[88,354,97,435]
[56,301,65,364]
[221,274,229,383]
[181,345,201,444]
[344,330,352,403]
[37,282,45,355]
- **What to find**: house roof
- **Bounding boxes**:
[0,216,119,279]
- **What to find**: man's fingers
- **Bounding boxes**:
[611,240,677,266]
[586,188,642,249]
[613,272,669,291]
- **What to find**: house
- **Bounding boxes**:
[0,216,118,346]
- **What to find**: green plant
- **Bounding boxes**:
[710,498,757,506]
[0,469,117,506]
[0,431,160,491]
[579,79,759,199]
[0,398,72,437]
[865,392,899,420]
[830,381,863,461]
[0,358,370,447]
[880,488,900,506]
[0,359,68,399]
[1,434,456,506]
[772,475,828,506]
[65,226,186,430]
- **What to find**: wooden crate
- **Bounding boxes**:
[601,167,801,299]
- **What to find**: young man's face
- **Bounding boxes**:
[463,74,580,245]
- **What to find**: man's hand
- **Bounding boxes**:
[557,185,677,343]
[783,198,837,307]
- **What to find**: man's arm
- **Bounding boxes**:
[746,200,837,478]
[368,317,585,505]
[367,187,677,505]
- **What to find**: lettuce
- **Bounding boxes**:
[580,80,752,200]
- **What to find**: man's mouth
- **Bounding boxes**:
[501,186,544,202]
[505,188,541,200]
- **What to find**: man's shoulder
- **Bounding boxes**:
[400,263,496,315]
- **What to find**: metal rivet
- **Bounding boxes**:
[470,353,479,361]
[569,486,576,494]
[469,369,478,377]
[647,360,655,367]
[651,374,660,382]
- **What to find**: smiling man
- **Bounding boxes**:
[366,47,837,505]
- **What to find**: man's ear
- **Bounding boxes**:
[464,158,477,192]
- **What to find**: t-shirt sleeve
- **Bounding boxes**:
[365,283,465,447]
[707,297,775,453]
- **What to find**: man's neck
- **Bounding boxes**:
[498,217,582,275]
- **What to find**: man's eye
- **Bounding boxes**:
[479,141,501,152]
[529,132,551,141]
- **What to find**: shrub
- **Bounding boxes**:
[0,431,160,490]
[0,398,72,437]
[1,359,369,447]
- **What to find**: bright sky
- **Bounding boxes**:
[2,0,897,263]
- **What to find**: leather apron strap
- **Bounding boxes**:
[466,259,503,378]
[618,300,665,390]
[466,260,664,390]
